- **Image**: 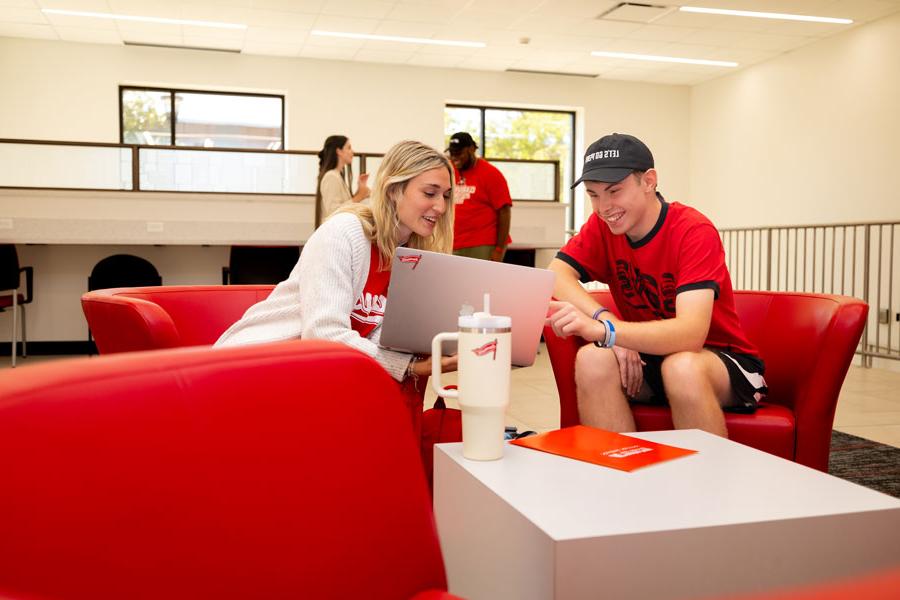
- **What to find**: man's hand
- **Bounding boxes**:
[613,346,645,398]
[490,245,506,262]
[546,300,606,342]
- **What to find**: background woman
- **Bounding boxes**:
[217,139,457,383]
[315,135,370,228]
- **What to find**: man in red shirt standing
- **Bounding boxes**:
[546,133,766,437]
[447,132,512,262]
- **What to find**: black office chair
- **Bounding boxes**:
[0,244,33,368]
[222,245,301,285]
[87,254,162,351]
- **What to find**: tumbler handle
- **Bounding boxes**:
[431,331,459,398]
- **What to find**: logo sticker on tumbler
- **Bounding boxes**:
[472,338,498,360]
[399,254,422,270]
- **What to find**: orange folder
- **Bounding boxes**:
[510,425,697,472]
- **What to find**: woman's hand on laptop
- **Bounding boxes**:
[410,354,458,378]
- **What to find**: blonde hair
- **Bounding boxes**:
[335,140,455,269]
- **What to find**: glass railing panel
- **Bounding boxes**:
[0,142,132,190]
[138,148,317,194]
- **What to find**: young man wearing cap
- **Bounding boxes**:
[446,132,513,262]
[546,133,766,437]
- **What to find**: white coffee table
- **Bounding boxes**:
[434,429,900,600]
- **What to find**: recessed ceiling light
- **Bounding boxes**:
[311,30,485,48]
[41,8,247,29]
[679,6,852,25]
[591,51,738,67]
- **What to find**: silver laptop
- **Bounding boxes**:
[380,248,556,367]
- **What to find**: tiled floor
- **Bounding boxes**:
[5,348,900,449]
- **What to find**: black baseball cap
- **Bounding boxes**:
[447,132,478,153]
[571,133,654,188]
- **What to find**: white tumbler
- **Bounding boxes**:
[432,294,512,461]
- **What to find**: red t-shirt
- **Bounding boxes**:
[558,198,758,357]
[350,244,390,338]
[452,158,513,250]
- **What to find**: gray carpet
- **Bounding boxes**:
[829,430,900,498]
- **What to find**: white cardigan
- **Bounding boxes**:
[215,213,413,381]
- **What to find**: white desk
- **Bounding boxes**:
[434,430,900,600]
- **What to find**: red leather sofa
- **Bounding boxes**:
[0,340,460,600]
[544,290,868,471]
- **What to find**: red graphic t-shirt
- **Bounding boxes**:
[558,198,758,357]
[350,244,390,338]
[452,158,513,250]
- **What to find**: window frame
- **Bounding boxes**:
[445,103,576,230]
[119,86,285,150]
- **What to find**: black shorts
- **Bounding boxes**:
[636,349,767,413]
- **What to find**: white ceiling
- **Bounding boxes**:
[2,0,899,85]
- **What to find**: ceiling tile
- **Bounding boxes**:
[569,18,644,38]
[448,9,514,28]
[528,0,620,19]
[628,24,702,43]
[114,21,182,37]
[245,9,317,28]
[387,2,461,23]
[312,14,380,34]
[730,32,814,52]
[241,39,303,56]
[54,26,123,44]
[0,0,39,8]
[0,6,45,24]
[181,25,246,42]
[304,32,364,50]
[251,0,326,12]
[245,26,307,44]
[373,19,439,37]
[321,0,394,19]
[406,53,463,68]
[41,12,118,30]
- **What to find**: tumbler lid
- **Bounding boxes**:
[457,293,511,329]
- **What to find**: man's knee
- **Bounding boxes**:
[660,351,719,405]
[574,344,618,388]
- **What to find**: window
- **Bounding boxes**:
[445,104,575,230]
[121,87,284,150]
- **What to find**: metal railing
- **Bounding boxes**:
[721,222,899,364]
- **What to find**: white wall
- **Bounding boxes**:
[0,36,691,203]
[690,11,900,229]
[0,36,691,341]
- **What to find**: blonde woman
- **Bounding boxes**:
[315,135,370,228]
[216,140,458,381]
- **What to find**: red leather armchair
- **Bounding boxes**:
[0,340,460,600]
[544,290,868,471]
[81,284,430,437]
[81,284,274,354]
